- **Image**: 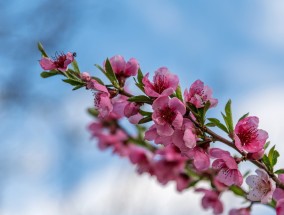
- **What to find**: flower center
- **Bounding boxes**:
[154,74,169,94]
[53,53,67,69]
[237,128,258,146]
[159,106,176,123]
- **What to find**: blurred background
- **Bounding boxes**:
[1,0,284,214]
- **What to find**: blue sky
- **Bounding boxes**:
[1,1,284,214]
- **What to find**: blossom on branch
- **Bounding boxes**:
[40,52,74,72]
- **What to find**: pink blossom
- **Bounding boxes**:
[277,199,284,215]
[172,118,198,149]
[128,145,153,175]
[124,102,143,124]
[229,208,250,215]
[86,80,113,118]
[152,96,186,136]
[195,188,223,215]
[184,146,210,171]
[273,173,284,203]
[175,173,191,192]
[184,79,218,108]
[144,124,173,146]
[142,67,179,97]
[80,72,91,82]
[152,145,186,185]
[39,52,74,72]
[246,169,276,203]
[107,55,139,85]
[234,116,268,153]
[210,148,243,186]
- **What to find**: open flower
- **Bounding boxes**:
[246,169,276,203]
[124,102,143,124]
[184,79,218,108]
[145,124,173,146]
[195,188,223,215]
[234,116,268,153]
[142,67,179,97]
[40,52,74,72]
[152,96,186,136]
[107,55,139,85]
[210,148,243,186]
[172,118,198,149]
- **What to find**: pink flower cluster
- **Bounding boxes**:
[39,51,282,214]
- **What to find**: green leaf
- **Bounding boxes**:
[268,145,279,167]
[262,155,272,171]
[223,99,234,133]
[264,141,271,150]
[40,71,58,78]
[175,85,183,102]
[62,79,84,86]
[87,108,99,117]
[198,101,211,125]
[137,68,144,84]
[135,83,145,93]
[207,118,229,133]
[206,122,216,127]
[139,110,152,116]
[238,112,249,122]
[138,116,152,124]
[71,59,80,74]
[229,185,246,197]
[275,169,284,174]
[243,170,251,178]
[104,58,119,87]
[37,42,48,57]
[72,85,84,91]
[128,95,152,104]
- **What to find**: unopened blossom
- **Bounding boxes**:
[152,96,186,136]
[40,52,74,72]
[80,72,91,82]
[107,55,139,85]
[234,116,268,153]
[210,148,243,186]
[229,208,250,215]
[142,67,179,97]
[124,102,143,124]
[247,149,265,160]
[246,169,276,203]
[195,188,223,215]
[184,79,218,108]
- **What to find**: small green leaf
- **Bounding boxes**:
[139,109,152,116]
[275,169,284,174]
[104,58,119,87]
[272,150,280,166]
[264,141,271,150]
[262,155,272,171]
[138,116,152,124]
[207,118,229,133]
[87,108,99,117]
[72,85,85,91]
[40,71,58,78]
[137,68,144,84]
[238,112,249,122]
[175,85,183,102]
[243,170,251,178]
[206,122,216,127]
[223,99,234,133]
[229,185,246,197]
[62,79,84,86]
[128,95,152,104]
[72,59,80,74]
[37,42,48,57]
